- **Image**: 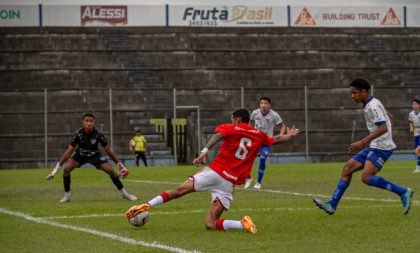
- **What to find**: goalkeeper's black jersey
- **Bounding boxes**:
[70,127,108,157]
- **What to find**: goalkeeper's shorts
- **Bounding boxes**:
[71,153,108,169]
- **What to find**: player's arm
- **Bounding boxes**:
[193,133,223,165]
[409,121,414,134]
[104,144,129,178]
[278,122,286,135]
[348,123,388,153]
[249,120,255,127]
[387,111,394,122]
[273,126,299,143]
[46,145,74,180]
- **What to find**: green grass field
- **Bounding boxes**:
[1,161,419,253]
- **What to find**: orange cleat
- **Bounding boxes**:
[125,203,151,219]
[241,215,257,234]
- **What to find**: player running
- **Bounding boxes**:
[313,79,413,215]
[125,109,299,233]
[46,113,137,203]
[244,97,285,189]
[409,98,420,173]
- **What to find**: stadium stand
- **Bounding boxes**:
[0,27,419,168]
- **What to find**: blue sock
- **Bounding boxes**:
[368,176,407,196]
[329,179,350,209]
[417,156,420,166]
[257,158,266,183]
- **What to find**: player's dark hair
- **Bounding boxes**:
[260,96,271,103]
[413,98,420,104]
[232,109,250,123]
[82,112,95,119]
[350,78,370,91]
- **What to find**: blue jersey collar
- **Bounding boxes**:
[363,96,374,108]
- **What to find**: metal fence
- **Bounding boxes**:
[0,85,418,168]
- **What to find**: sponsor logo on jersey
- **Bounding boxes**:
[294,7,316,26]
[380,8,401,26]
[90,139,97,145]
[81,6,127,26]
[223,170,238,181]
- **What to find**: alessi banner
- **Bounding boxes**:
[169,5,288,27]
[291,6,404,27]
[81,6,127,26]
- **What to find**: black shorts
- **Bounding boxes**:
[71,153,108,169]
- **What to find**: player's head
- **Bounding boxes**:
[136,129,141,135]
[259,96,271,113]
[231,109,250,124]
[412,98,420,111]
[81,113,95,132]
[350,78,370,103]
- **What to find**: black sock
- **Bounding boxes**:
[63,175,71,192]
[111,176,124,190]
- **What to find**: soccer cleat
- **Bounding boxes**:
[125,203,151,219]
[253,183,261,189]
[244,177,253,189]
[401,188,414,215]
[241,216,257,234]
[312,198,335,215]
[60,192,71,203]
[413,168,420,173]
[122,192,138,201]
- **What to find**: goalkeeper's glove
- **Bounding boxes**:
[117,162,129,178]
[46,162,62,180]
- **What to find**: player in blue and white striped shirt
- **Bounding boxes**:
[313,79,413,215]
[409,98,420,173]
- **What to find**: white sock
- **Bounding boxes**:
[148,196,164,207]
[222,220,243,231]
[64,191,71,197]
[120,188,128,194]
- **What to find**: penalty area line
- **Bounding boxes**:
[0,207,201,253]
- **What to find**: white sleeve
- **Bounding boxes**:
[274,112,283,125]
[250,110,257,121]
[371,103,386,125]
[409,112,413,122]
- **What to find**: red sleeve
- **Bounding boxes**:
[214,124,232,137]
[263,134,275,147]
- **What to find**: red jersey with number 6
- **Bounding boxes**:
[209,123,274,185]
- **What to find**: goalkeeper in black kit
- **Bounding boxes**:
[46,113,137,203]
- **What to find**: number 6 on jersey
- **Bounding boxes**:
[235,137,252,160]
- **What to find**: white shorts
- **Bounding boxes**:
[190,167,234,210]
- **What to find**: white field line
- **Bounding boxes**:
[0,208,201,253]
[126,179,419,204]
[38,204,407,220]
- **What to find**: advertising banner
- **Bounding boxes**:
[43,5,165,27]
[169,5,288,27]
[0,5,39,27]
[291,6,404,27]
[407,7,420,27]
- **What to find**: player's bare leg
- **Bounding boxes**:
[205,201,224,230]
[125,178,194,219]
[101,163,137,201]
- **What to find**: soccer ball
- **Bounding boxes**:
[129,140,136,148]
[128,211,149,227]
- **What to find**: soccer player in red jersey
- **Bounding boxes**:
[125,109,299,233]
